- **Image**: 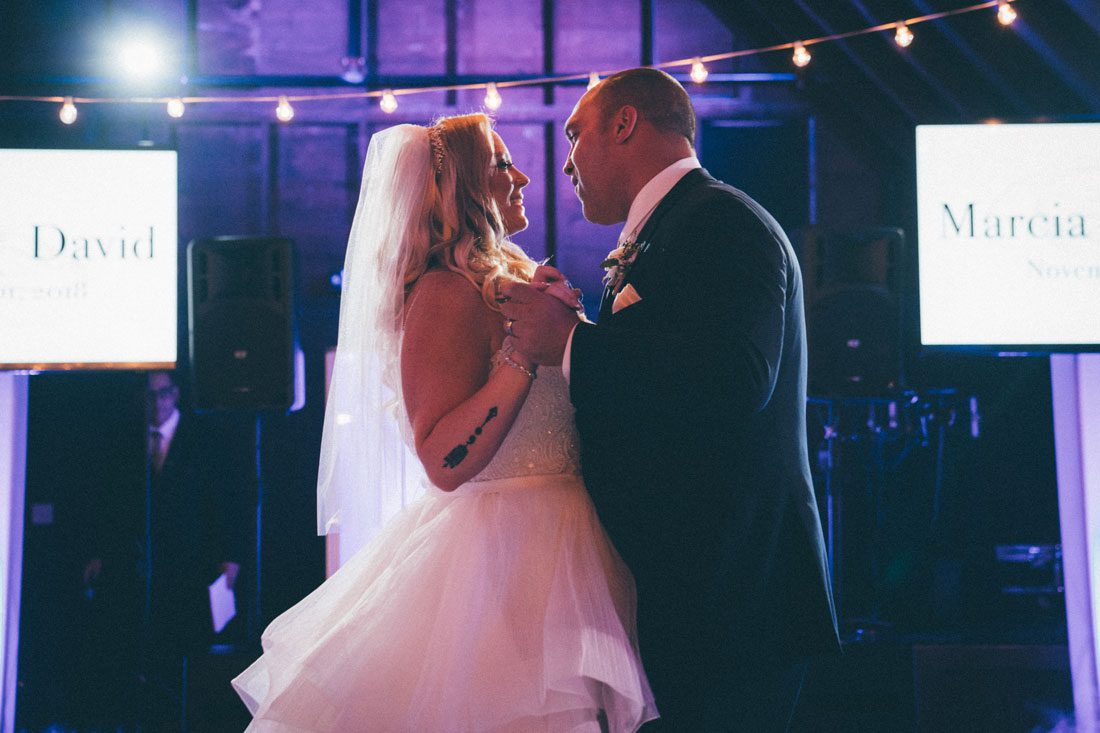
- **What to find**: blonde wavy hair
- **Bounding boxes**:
[403,113,536,308]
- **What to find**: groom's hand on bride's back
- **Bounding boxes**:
[500,281,579,366]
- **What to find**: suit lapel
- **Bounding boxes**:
[597,168,711,322]
[598,284,616,322]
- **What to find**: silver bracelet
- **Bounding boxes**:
[491,345,537,380]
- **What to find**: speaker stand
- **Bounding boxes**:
[250,415,264,641]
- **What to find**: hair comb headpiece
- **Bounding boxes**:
[427,125,446,174]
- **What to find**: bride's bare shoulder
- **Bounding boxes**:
[405,269,493,331]
[410,268,477,298]
[401,270,496,401]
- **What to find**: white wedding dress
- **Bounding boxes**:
[232,367,658,732]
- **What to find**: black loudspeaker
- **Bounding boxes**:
[800,227,905,397]
[187,236,296,411]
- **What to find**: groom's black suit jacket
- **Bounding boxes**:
[570,169,840,721]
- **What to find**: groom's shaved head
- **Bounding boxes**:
[593,68,696,145]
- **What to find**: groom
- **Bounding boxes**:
[502,68,840,730]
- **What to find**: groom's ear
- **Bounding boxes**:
[610,105,639,144]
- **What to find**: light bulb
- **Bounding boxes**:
[340,56,366,84]
[118,40,162,80]
[59,97,78,125]
[484,82,502,111]
[894,23,914,48]
[792,42,812,68]
[690,58,709,84]
[380,89,398,114]
[587,72,601,90]
[997,1,1017,25]
[275,95,294,122]
[166,98,185,118]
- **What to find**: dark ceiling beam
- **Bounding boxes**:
[844,0,967,118]
[699,0,912,163]
[793,0,919,123]
[1013,19,1100,112]
[346,0,362,59]
[641,0,654,66]
[186,0,199,77]
[542,0,554,105]
[445,0,457,106]
[2,72,791,93]
[1064,0,1100,38]
[365,0,378,83]
[906,0,1030,116]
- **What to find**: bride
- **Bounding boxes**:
[232,113,657,731]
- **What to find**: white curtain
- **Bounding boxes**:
[1052,353,1100,733]
[0,373,27,733]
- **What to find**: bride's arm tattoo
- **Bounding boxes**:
[442,407,499,468]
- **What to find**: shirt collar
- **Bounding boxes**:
[151,408,180,445]
[618,155,700,244]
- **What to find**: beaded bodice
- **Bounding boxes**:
[470,367,582,482]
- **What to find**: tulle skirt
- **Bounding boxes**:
[232,473,658,732]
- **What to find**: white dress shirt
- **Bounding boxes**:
[562,156,701,381]
[150,408,180,470]
[616,155,701,244]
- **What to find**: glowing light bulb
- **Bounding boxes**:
[118,40,162,80]
[997,1,1017,25]
[275,95,294,122]
[166,98,185,118]
[587,72,600,90]
[792,42,812,68]
[484,82,502,111]
[380,89,398,114]
[340,56,366,84]
[689,58,709,84]
[59,97,78,125]
[894,22,914,48]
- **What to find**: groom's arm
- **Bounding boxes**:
[570,194,790,422]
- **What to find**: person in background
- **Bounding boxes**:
[78,370,245,729]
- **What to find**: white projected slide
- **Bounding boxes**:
[916,123,1100,349]
[0,149,178,369]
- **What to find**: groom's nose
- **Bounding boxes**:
[563,155,574,177]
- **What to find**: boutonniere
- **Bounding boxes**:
[601,239,648,292]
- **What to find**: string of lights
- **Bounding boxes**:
[0,0,1019,125]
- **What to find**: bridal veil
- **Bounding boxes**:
[316,124,431,553]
